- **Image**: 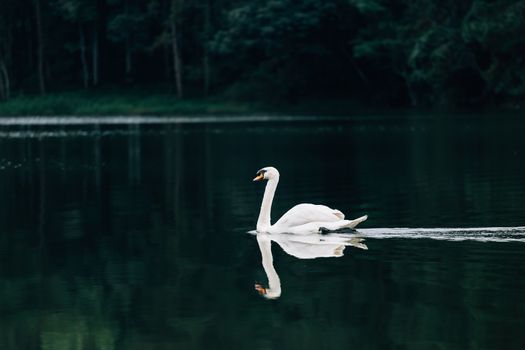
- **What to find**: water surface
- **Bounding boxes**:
[0,115,524,349]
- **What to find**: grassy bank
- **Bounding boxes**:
[0,90,367,116]
[0,91,261,116]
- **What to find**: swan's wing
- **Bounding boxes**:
[274,203,344,229]
[279,215,369,235]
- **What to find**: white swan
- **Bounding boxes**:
[253,166,368,234]
[254,232,368,299]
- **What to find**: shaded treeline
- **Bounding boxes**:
[1,0,525,108]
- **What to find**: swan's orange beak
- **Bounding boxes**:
[253,173,264,181]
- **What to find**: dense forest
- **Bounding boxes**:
[0,0,524,109]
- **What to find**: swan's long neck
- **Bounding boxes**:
[257,177,279,232]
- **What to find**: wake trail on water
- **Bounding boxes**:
[356,227,525,242]
[247,227,525,243]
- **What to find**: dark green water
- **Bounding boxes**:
[0,116,524,349]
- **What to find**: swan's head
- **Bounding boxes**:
[253,167,280,182]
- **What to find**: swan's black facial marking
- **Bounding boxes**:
[253,169,267,182]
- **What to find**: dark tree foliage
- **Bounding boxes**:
[210,0,362,101]
[0,0,523,107]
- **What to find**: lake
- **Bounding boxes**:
[0,115,524,349]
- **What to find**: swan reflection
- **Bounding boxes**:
[254,232,368,299]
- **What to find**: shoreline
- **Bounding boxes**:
[0,91,520,118]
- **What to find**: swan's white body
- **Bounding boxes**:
[254,167,367,234]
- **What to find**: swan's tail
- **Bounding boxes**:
[318,215,368,234]
[345,215,368,229]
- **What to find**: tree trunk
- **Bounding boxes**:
[79,24,89,89]
[92,24,99,86]
[34,0,45,94]
[170,0,183,98]
[0,68,4,100]
[124,0,132,83]
[202,46,210,96]
[125,39,132,81]
[0,59,5,100]
[202,0,211,96]
[26,20,34,68]
[0,58,10,100]
[0,15,13,100]
[0,45,6,100]
[95,0,108,86]
[164,43,171,82]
